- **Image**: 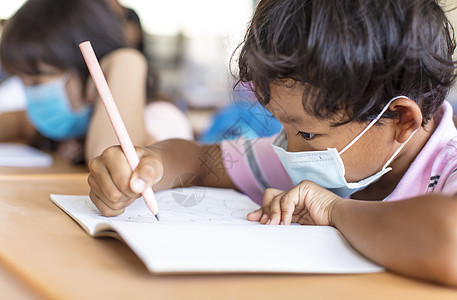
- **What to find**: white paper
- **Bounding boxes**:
[50,187,383,274]
[0,143,52,167]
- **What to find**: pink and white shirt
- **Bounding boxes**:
[221,101,457,205]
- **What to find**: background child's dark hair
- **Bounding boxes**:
[236,0,456,125]
[0,0,126,81]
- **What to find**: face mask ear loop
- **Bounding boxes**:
[381,127,419,169]
[338,96,410,155]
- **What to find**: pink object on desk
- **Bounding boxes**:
[79,41,159,220]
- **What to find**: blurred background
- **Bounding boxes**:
[0,0,257,138]
[0,0,456,138]
[0,0,254,106]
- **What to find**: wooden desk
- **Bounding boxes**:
[0,174,456,300]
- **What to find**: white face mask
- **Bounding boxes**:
[272,96,418,198]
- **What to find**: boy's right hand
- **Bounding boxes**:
[88,145,164,217]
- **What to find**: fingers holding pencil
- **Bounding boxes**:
[129,148,164,194]
[88,145,164,217]
[88,146,136,217]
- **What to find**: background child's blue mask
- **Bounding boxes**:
[24,75,92,141]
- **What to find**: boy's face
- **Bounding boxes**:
[266,82,398,183]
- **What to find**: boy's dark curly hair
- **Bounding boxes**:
[236,0,456,126]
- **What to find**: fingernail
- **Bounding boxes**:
[131,178,146,193]
[266,219,271,225]
[260,214,268,223]
[280,221,285,225]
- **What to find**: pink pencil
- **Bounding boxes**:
[79,41,159,221]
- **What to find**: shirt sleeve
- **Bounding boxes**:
[435,139,457,196]
[442,170,457,195]
[220,136,293,205]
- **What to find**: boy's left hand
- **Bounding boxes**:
[247,180,342,226]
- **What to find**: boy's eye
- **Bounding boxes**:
[296,131,316,140]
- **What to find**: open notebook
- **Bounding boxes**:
[50,187,383,274]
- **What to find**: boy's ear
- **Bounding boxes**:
[389,97,422,143]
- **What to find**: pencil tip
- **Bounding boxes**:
[155,213,160,221]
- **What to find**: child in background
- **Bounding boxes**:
[106,0,145,53]
[87,0,457,286]
[0,0,192,164]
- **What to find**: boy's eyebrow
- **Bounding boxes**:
[273,111,320,130]
[274,113,303,124]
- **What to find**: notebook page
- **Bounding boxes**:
[52,187,259,226]
[51,188,383,274]
[50,194,113,235]
[114,222,383,274]
[111,187,259,224]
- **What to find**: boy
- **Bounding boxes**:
[88,0,457,286]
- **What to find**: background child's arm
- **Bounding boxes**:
[0,111,34,141]
[85,48,155,162]
[88,139,236,216]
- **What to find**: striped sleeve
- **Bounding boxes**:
[220,136,293,205]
